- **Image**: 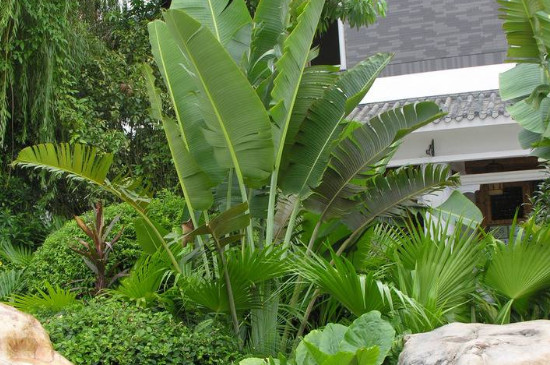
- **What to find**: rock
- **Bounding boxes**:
[0,303,72,365]
[399,321,550,365]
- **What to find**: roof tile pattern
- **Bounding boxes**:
[348,90,509,124]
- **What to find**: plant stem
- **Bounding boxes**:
[215,238,241,346]
[226,169,233,210]
[282,198,301,250]
[306,219,322,255]
[266,172,278,246]
[295,288,321,343]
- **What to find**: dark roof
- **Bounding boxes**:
[348,90,509,124]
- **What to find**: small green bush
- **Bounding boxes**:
[26,191,186,295]
[38,297,241,365]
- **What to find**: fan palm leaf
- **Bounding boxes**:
[299,252,393,317]
[485,220,550,322]
[388,220,485,330]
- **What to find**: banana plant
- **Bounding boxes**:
[498,0,550,158]
[12,0,459,353]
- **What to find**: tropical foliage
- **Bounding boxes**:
[11,0,460,355]
[498,0,550,159]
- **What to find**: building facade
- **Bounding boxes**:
[342,0,547,229]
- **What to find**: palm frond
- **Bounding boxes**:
[0,269,25,300]
[344,164,459,231]
[11,282,79,314]
[12,143,113,185]
[0,241,33,267]
[485,220,550,320]
[112,253,168,307]
[388,220,485,330]
[305,102,444,221]
[298,252,393,317]
[280,53,391,197]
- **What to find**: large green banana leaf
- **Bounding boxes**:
[164,9,274,188]
[248,0,291,82]
[170,0,252,62]
[498,0,550,63]
[280,53,392,197]
[148,20,224,184]
[305,102,444,221]
[143,64,214,211]
[270,0,325,167]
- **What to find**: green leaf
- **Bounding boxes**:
[497,0,550,63]
[188,203,250,241]
[170,0,252,62]
[305,102,444,221]
[485,221,550,304]
[143,63,214,210]
[344,164,460,231]
[499,64,542,101]
[249,0,290,74]
[355,347,380,365]
[270,0,325,167]
[134,217,169,254]
[280,54,391,197]
[12,143,112,185]
[164,9,274,187]
[299,253,393,317]
[148,20,224,183]
[432,190,483,226]
[341,311,395,365]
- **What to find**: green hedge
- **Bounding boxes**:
[26,191,186,295]
[38,297,241,365]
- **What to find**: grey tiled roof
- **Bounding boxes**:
[348,90,510,124]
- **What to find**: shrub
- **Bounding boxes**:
[38,297,241,365]
[26,191,186,295]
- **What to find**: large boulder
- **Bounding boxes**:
[399,321,550,365]
[0,303,72,365]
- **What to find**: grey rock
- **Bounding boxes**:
[399,321,550,365]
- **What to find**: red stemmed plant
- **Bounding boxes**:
[72,202,126,294]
